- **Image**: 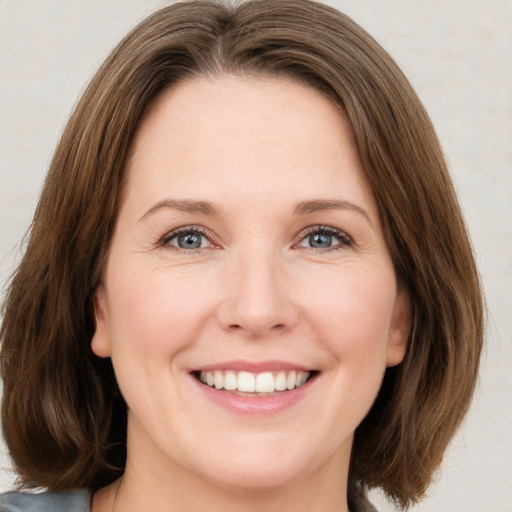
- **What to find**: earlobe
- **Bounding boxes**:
[91,284,112,358]
[386,287,412,367]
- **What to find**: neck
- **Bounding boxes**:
[92,418,352,512]
[112,465,349,512]
[93,451,350,512]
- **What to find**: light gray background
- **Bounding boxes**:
[0,1,510,510]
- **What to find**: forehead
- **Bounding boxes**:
[123,74,378,220]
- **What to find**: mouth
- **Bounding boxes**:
[192,369,319,396]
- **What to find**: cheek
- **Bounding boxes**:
[302,265,396,363]
[104,266,221,420]
[106,264,219,358]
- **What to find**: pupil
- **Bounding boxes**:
[310,233,331,248]
[178,233,201,249]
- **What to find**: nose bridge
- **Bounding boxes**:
[219,240,297,337]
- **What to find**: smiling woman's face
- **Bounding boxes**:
[92,75,410,498]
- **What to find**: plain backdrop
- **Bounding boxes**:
[0,1,511,510]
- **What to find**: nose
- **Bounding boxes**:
[216,248,299,338]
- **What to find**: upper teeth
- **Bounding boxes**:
[199,370,310,393]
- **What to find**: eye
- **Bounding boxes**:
[296,225,352,250]
[161,227,214,250]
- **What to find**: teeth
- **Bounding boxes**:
[224,371,237,391]
[214,371,223,390]
[238,371,255,392]
[286,371,296,390]
[198,369,311,393]
[275,371,287,391]
[298,372,308,387]
[255,372,274,392]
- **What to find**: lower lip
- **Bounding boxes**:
[190,374,317,415]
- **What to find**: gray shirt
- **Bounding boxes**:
[0,488,377,511]
[0,489,91,512]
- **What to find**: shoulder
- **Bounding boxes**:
[0,489,91,512]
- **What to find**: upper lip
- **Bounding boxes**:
[189,360,315,373]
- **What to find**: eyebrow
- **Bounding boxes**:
[294,199,372,226]
[139,199,220,221]
[139,197,372,226]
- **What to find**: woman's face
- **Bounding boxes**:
[93,75,410,493]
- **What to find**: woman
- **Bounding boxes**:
[0,1,483,511]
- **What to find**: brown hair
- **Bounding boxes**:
[1,0,483,508]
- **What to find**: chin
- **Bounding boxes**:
[186,433,342,493]
[201,457,309,492]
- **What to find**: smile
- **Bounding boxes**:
[197,370,311,395]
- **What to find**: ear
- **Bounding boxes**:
[386,286,412,367]
[91,283,112,358]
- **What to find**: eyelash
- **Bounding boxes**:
[159,224,353,252]
[295,225,353,251]
[159,226,216,251]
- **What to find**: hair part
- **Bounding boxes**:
[1,1,483,508]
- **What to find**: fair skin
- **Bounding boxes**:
[91,75,410,512]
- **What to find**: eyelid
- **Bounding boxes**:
[159,225,219,249]
[294,224,353,249]
[158,224,353,252]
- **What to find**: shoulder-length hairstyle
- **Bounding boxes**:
[1,0,483,508]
